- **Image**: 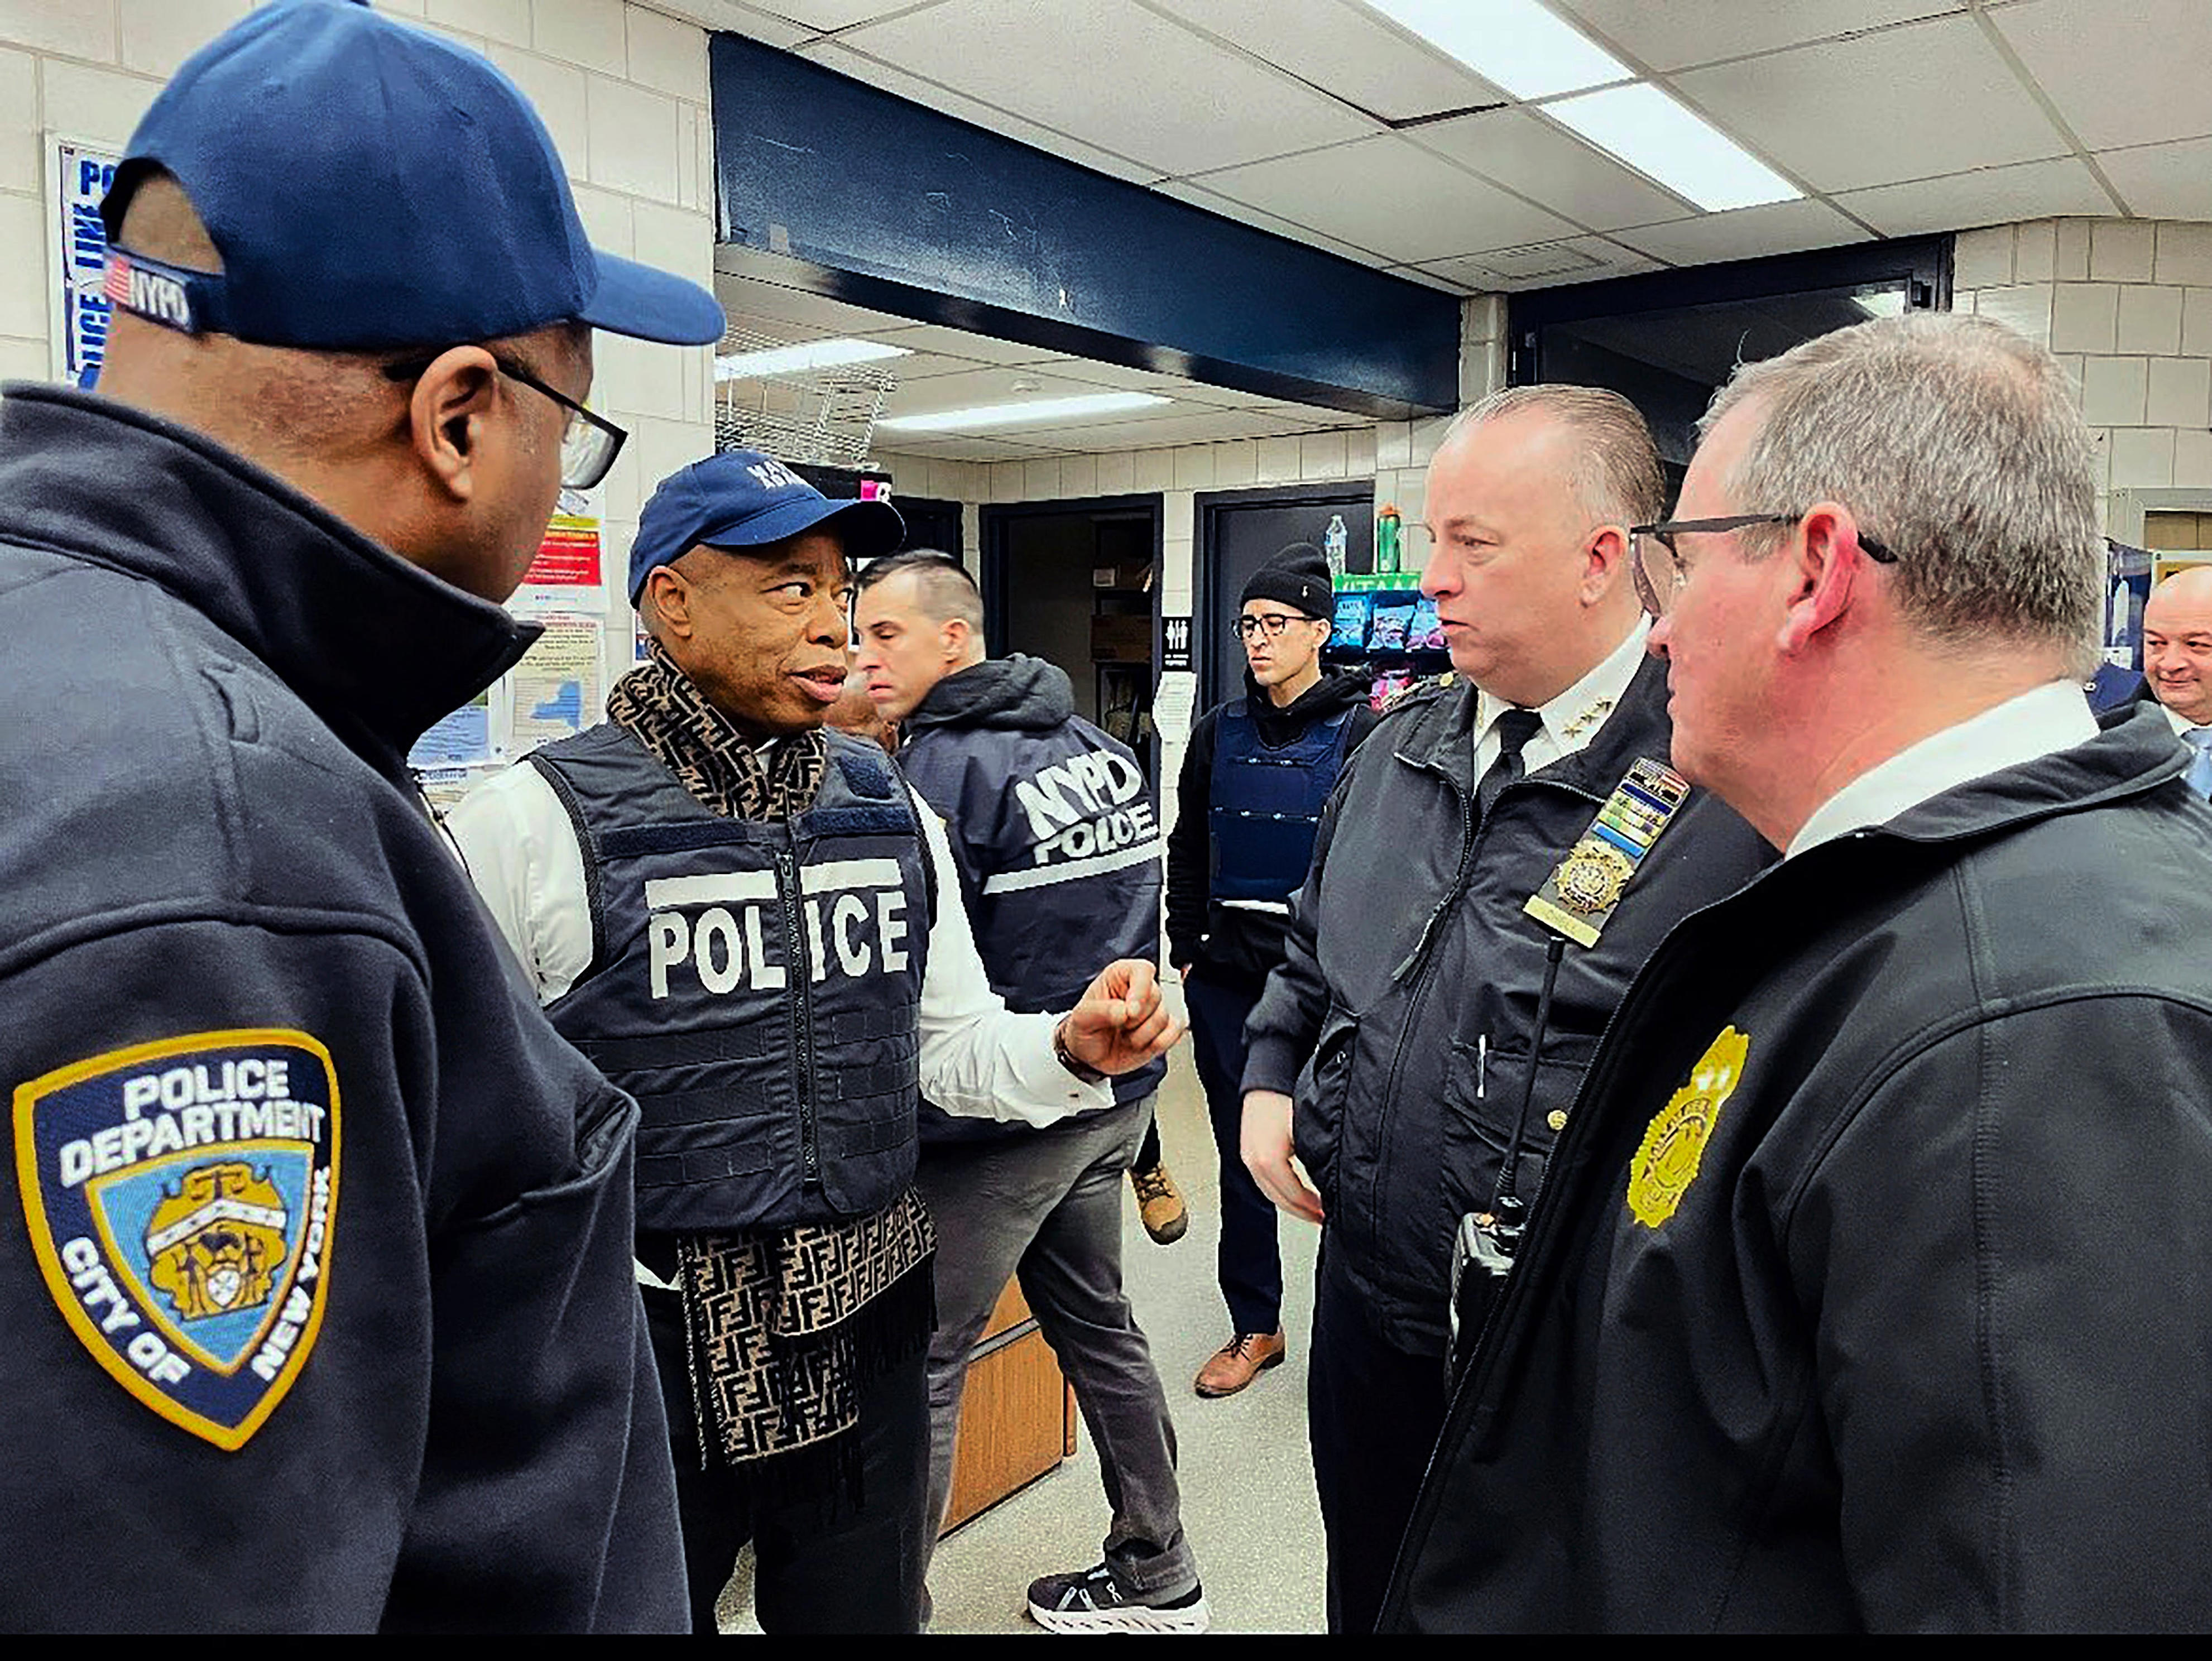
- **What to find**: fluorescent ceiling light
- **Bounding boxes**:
[714,338,910,380]
[1362,0,1629,99]
[1544,83,1801,212]
[880,392,1170,432]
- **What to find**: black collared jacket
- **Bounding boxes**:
[1241,655,1774,1356]
[0,386,684,1631]
[1386,705,2212,1632]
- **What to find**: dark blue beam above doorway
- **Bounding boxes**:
[709,34,1459,420]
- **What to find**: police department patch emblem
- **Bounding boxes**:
[1626,1025,1748,1229]
[14,1030,340,1449]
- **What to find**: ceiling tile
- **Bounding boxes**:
[1412,107,1691,231]
[728,0,925,30]
[1668,15,2068,194]
[832,0,1377,177]
[2095,137,2212,223]
[1001,407,1342,449]
[656,3,819,50]
[869,323,1069,366]
[1143,0,1505,121]
[1832,155,2114,237]
[1613,198,1869,265]
[1145,179,1390,264]
[798,42,1161,184]
[1990,0,2212,152]
[713,277,922,337]
[879,363,1141,421]
[1554,1,1965,71]
[1416,235,1663,291]
[1186,135,1576,263]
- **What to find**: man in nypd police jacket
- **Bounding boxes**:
[853,553,1203,1632]
[1239,387,1775,1635]
[0,1,728,1631]
[449,457,1179,1635]
[1387,315,2212,1631]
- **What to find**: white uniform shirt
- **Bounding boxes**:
[1473,617,1652,777]
[1788,679,2100,860]
[446,756,1111,1127]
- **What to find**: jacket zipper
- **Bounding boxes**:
[774,845,821,1188]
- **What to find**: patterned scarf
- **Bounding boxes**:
[608,642,935,1487]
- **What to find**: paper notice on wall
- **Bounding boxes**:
[509,486,606,616]
[506,615,604,755]
[1152,670,1197,747]
[49,137,121,390]
[408,688,496,769]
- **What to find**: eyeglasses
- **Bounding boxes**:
[1627,513,1897,618]
[382,349,628,490]
[1233,612,1314,641]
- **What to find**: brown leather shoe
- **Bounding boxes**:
[1194,1330,1286,1398]
[1131,1160,1188,1245]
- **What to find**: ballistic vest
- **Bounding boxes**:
[1209,698,1355,905]
[530,723,931,1233]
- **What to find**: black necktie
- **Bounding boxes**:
[1477,708,1543,820]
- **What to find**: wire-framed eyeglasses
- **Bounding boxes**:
[1233,611,1317,641]
[381,350,627,491]
[1628,513,1897,618]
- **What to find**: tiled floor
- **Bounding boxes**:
[719,1042,1329,1634]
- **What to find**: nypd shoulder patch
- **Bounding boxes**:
[14,1030,340,1451]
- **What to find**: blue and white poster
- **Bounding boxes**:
[49,138,121,390]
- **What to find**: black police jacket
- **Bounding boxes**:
[0,386,683,1631]
[1386,705,2212,1632]
[898,655,1164,1144]
[1241,656,1774,1356]
[531,723,932,1230]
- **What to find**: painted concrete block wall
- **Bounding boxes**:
[1954,217,2212,535]
[0,0,718,692]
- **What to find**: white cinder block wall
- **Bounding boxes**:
[1954,217,2212,534]
[0,0,719,690]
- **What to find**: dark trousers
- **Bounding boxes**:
[644,1284,930,1635]
[1307,1237,1448,1636]
[1184,968,1283,1335]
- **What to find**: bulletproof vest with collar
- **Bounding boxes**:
[1210,697,1356,904]
[529,723,930,1232]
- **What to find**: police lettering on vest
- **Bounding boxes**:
[644,860,913,998]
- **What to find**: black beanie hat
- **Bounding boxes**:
[1240,541,1333,619]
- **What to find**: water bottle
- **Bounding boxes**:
[1324,513,1349,580]
[1375,503,1402,575]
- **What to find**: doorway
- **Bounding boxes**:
[1194,482,1375,711]
[981,494,1163,777]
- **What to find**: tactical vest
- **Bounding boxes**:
[1210,698,1355,905]
[530,723,931,1233]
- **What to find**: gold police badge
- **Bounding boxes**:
[1626,1026,1749,1228]
[1553,841,1634,915]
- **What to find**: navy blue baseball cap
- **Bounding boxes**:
[631,450,906,604]
[100,0,723,351]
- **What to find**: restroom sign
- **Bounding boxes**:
[1160,615,1192,671]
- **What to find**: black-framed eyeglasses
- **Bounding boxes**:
[1627,512,1897,618]
[382,350,627,491]
[1233,612,1317,641]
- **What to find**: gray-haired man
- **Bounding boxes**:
[1389,313,2212,1631]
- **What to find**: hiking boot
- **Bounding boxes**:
[1194,1329,1285,1398]
[1026,1561,1210,1634]
[1130,1159,1188,1245]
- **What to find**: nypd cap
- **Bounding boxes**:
[630,450,905,605]
[100,0,724,351]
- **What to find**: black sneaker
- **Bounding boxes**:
[1025,1561,1211,1634]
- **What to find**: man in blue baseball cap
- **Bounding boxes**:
[0,0,721,1631]
[449,449,1184,1634]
